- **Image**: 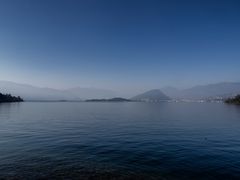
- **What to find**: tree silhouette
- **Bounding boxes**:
[225,95,240,105]
[0,93,23,103]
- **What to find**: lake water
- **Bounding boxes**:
[0,102,240,179]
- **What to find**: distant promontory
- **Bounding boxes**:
[86,97,131,102]
[225,95,240,105]
[0,93,23,103]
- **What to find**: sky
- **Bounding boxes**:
[0,0,240,93]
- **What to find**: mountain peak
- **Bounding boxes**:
[132,89,171,102]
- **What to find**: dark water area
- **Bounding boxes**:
[0,102,240,179]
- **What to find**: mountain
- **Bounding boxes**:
[161,82,240,100]
[161,86,181,99]
[2,80,240,101]
[0,81,76,101]
[132,89,171,102]
[0,81,117,101]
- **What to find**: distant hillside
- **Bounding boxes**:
[162,82,240,100]
[0,93,23,103]
[161,87,181,99]
[0,81,74,101]
[0,81,117,101]
[2,80,240,101]
[132,89,171,102]
[86,97,131,102]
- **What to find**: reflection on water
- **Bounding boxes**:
[0,102,240,179]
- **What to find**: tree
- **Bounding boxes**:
[225,95,240,105]
[0,93,23,103]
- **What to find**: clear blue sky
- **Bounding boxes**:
[0,0,239,93]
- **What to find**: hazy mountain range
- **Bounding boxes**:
[0,81,116,101]
[0,81,240,101]
[161,82,240,100]
[132,89,171,102]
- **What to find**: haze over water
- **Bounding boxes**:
[1,101,240,179]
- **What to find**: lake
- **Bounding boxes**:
[0,102,240,179]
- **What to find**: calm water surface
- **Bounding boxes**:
[0,102,240,179]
